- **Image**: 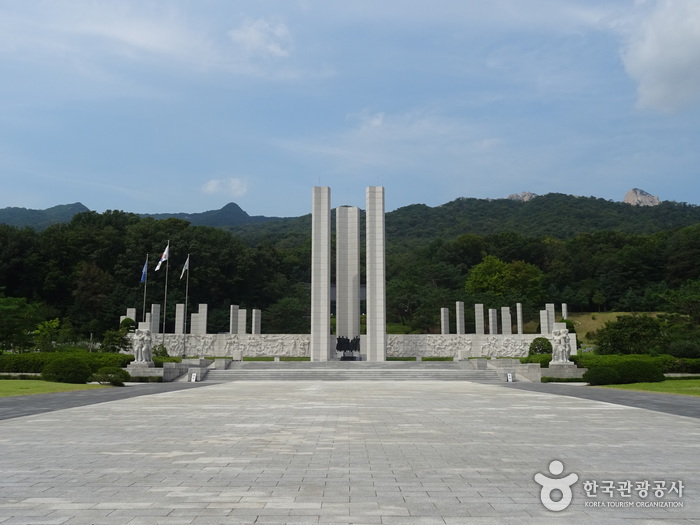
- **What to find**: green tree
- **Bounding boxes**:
[465,255,546,306]
[34,318,60,352]
[0,297,41,351]
[664,280,700,324]
[594,315,665,355]
[101,328,131,353]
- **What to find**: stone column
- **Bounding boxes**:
[441,308,450,334]
[475,304,485,334]
[229,305,239,334]
[501,306,512,335]
[150,304,161,333]
[252,309,261,335]
[175,304,185,334]
[238,309,248,334]
[366,186,387,361]
[562,303,568,320]
[456,301,465,335]
[540,310,549,335]
[546,303,555,334]
[311,186,332,361]
[488,309,498,335]
[336,206,361,340]
[516,303,523,335]
[192,304,208,335]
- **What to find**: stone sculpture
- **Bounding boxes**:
[133,328,153,363]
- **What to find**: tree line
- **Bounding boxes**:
[1,208,699,349]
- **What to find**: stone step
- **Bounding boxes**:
[228,361,468,369]
[204,369,501,382]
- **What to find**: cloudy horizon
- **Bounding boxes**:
[1,0,699,216]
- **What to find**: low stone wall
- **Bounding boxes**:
[151,332,577,360]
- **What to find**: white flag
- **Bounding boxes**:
[180,254,190,280]
[155,244,169,271]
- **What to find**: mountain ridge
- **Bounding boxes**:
[2,191,698,241]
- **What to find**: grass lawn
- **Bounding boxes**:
[0,380,109,397]
[600,379,700,397]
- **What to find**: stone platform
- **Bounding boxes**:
[1,381,698,524]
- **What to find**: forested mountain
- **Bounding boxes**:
[1,203,699,343]
[141,202,275,227]
[0,203,89,230]
[4,193,700,240]
[0,202,274,230]
[228,194,700,245]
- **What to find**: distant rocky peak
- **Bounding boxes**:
[624,188,661,206]
[507,191,538,202]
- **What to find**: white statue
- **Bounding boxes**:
[551,328,572,364]
[562,328,572,363]
[551,329,563,363]
[134,329,153,363]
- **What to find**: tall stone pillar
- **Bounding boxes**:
[539,310,549,335]
[175,304,185,334]
[516,303,523,335]
[238,309,248,334]
[475,304,485,334]
[366,186,386,361]
[150,304,161,334]
[229,305,239,334]
[562,303,568,320]
[546,303,555,334]
[336,206,361,340]
[488,309,498,335]
[501,307,512,335]
[252,309,261,335]
[456,301,465,334]
[311,186,332,361]
[441,308,450,334]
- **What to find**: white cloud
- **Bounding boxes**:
[281,109,501,175]
[201,178,248,197]
[228,17,292,58]
[622,0,700,111]
[0,2,217,67]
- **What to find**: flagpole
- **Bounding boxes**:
[162,241,170,344]
[142,254,148,322]
[183,254,190,357]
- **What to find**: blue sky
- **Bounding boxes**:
[1,0,699,217]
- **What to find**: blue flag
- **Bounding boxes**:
[140,259,148,283]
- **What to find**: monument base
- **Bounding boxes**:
[547,362,587,379]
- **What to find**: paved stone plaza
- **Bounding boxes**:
[1,381,698,524]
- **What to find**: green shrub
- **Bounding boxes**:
[128,376,163,383]
[152,356,182,368]
[101,329,130,353]
[595,314,666,355]
[89,353,134,371]
[615,360,664,384]
[92,366,131,386]
[152,344,169,358]
[583,367,621,385]
[529,337,553,355]
[541,377,588,383]
[520,354,552,368]
[0,353,52,373]
[41,356,93,384]
[667,340,700,359]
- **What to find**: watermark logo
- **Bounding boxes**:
[534,460,579,511]
[534,461,685,511]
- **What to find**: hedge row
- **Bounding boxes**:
[582,360,665,385]
[0,352,134,373]
[520,354,552,368]
[571,353,700,374]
